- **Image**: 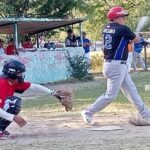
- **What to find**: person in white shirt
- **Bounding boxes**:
[0,39,5,55]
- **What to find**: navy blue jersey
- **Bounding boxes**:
[134,37,147,53]
[102,22,136,60]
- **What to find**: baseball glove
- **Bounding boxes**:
[52,89,73,111]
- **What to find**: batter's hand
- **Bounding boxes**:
[13,115,27,127]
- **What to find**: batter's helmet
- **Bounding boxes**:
[2,59,26,81]
[107,6,129,21]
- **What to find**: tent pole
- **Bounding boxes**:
[79,22,83,47]
[36,33,39,48]
[144,45,148,71]
[13,22,19,49]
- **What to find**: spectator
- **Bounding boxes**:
[5,39,16,55]
[38,35,45,48]
[22,37,33,49]
[0,39,5,55]
[79,32,92,61]
[44,40,56,50]
[65,29,77,47]
[132,33,149,72]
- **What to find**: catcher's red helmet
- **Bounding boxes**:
[107,6,129,21]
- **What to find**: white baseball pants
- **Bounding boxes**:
[85,60,150,118]
[84,52,91,62]
[127,51,133,72]
[132,51,145,71]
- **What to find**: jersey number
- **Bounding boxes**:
[104,34,112,49]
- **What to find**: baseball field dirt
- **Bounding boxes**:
[1,73,150,150]
[1,110,150,150]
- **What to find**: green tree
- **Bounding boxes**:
[0,0,37,17]
[36,0,84,18]
[0,0,150,41]
[75,0,150,40]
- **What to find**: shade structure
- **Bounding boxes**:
[0,17,86,34]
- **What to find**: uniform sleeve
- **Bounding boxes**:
[121,25,136,40]
[0,108,14,121]
[0,80,6,108]
[86,39,91,43]
[27,83,54,95]
[0,99,4,108]
[88,39,91,44]
[15,82,31,94]
[65,38,70,47]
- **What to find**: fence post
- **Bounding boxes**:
[144,45,148,71]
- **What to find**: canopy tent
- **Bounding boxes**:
[0,17,86,48]
[0,17,86,34]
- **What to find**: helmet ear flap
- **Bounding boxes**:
[2,60,10,75]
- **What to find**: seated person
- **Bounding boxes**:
[39,35,45,48]
[5,39,17,55]
[0,39,5,55]
[22,37,33,49]
[44,40,56,49]
[65,29,77,47]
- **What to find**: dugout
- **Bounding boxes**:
[0,17,86,84]
[0,17,86,48]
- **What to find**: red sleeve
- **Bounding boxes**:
[0,79,10,108]
[5,46,8,54]
[22,43,25,48]
[15,82,31,93]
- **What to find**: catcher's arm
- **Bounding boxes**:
[27,83,55,95]
[0,108,14,121]
[26,83,73,111]
[0,109,26,127]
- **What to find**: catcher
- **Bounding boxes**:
[0,59,73,140]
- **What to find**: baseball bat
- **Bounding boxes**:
[136,16,150,32]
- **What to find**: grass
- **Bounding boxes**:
[23,72,150,113]
[90,50,150,73]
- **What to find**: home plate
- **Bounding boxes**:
[90,125,123,131]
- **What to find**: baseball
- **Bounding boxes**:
[145,84,150,91]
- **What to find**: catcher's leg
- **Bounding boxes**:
[0,96,22,131]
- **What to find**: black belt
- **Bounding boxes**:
[105,59,127,64]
